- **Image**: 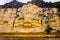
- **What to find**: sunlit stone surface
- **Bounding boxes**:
[0,3,60,33]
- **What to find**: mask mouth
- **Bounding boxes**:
[4,21,8,23]
[18,18,24,20]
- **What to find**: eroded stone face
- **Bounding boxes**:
[0,3,60,33]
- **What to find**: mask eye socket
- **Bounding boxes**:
[47,13,49,14]
[15,15,19,18]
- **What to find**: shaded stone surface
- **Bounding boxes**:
[0,38,60,40]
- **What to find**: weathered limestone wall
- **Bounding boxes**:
[0,3,60,33]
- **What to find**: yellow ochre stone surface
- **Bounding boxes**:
[0,3,60,34]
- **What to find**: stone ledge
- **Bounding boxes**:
[0,38,60,40]
[0,33,59,38]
